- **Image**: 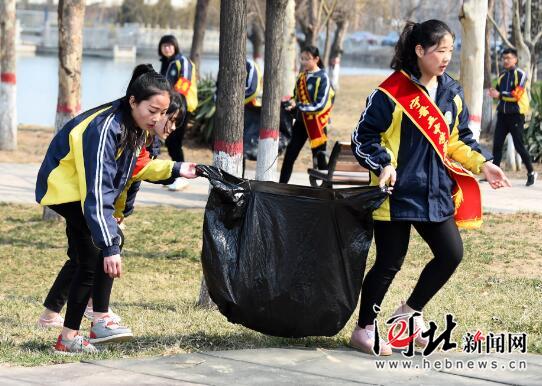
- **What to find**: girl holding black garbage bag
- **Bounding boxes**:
[36,65,197,354]
[350,19,510,355]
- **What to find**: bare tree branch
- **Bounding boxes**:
[321,0,338,28]
[533,30,542,46]
[250,0,265,34]
[487,12,515,48]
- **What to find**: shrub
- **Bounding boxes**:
[525,81,542,162]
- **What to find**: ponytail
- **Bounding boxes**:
[391,19,455,78]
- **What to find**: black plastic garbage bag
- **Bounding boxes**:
[243,101,294,161]
[197,165,387,338]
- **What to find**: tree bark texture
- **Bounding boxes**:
[199,0,247,308]
[56,0,84,132]
[281,0,297,97]
[459,0,487,141]
[190,0,210,78]
[256,0,288,181]
[43,0,85,221]
[0,0,17,151]
[482,0,495,134]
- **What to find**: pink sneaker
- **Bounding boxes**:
[84,305,121,324]
[37,313,64,329]
[350,325,392,356]
[390,301,429,349]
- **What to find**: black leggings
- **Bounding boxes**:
[44,202,122,330]
[279,117,327,183]
[357,218,463,328]
[492,113,533,173]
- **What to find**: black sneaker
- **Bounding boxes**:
[526,172,538,187]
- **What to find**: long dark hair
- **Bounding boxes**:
[391,20,455,79]
[120,64,171,152]
[168,91,187,126]
[301,45,324,69]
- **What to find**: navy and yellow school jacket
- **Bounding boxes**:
[36,100,181,256]
[352,72,492,222]
[245,59,262,106]
[161,53,198,112]
[294,69,335,113]
[496,66,529,115]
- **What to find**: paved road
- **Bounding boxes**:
[1,347,541,385]
[1,162,540,213]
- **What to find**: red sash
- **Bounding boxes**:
[378,71,483,229]
[295,72,332,149]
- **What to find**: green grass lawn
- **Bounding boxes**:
[0,203,540,366]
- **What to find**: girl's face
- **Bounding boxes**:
[129,92,170,134]
[154,111,179,140]
[160,42,176,58]
[416,33,454,78]
[300,51,320,72]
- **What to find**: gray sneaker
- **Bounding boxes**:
[54,334,98,355]
[89,316,133,344]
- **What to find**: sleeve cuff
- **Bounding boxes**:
[172,162,182,178]
[103,244,121,257]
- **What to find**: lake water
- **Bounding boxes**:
[16,53,390,126]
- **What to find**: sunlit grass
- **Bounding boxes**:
[0,203,540,366]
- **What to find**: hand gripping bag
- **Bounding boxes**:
[197,165,387,338]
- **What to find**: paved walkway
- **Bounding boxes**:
[1,347,541,385]
[1,162,541,213]
[1,162,541,385]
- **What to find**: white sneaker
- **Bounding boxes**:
[167,177,189,191]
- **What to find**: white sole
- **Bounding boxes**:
[53,348,97,355]
[89,332,133,344]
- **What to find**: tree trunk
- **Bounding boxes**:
[190,0,210,78]
[305,0,319,46]
[322,17,333,68]
[43,0,85,221]
[198,0,247,308]
[0,0,17,151]
[256,0,288,181]
[281,0,297,98]
[248,20,265,63]
[459,0,488,141]
[482,0,495,135]
[512,0,531,84]
[329,18,349,91]
[505,134,518,171]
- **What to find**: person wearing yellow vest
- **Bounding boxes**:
[488,48,537,186]
[279,46,335,183]
[158,34,198,191]
[350,20,510,356]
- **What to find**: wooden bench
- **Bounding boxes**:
[307,141,371,188]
